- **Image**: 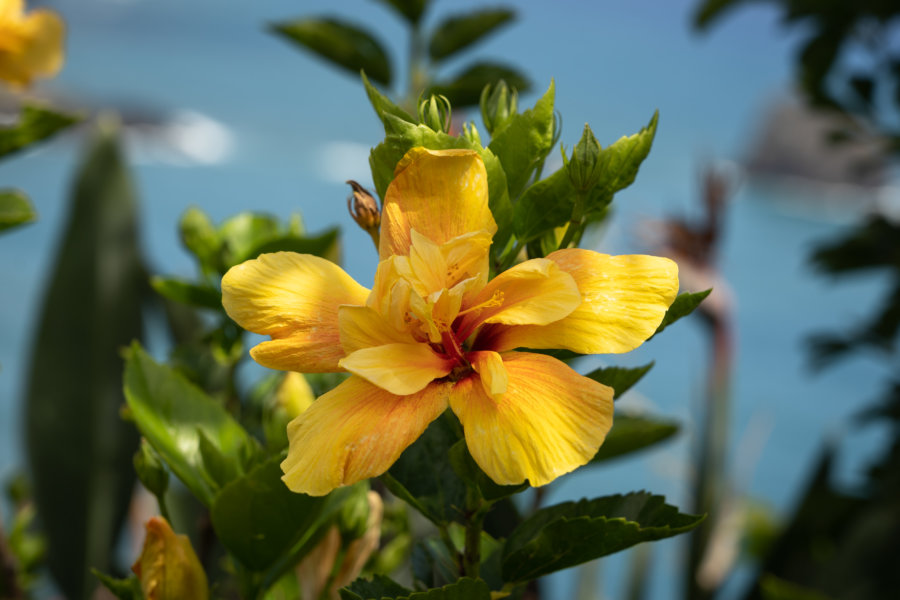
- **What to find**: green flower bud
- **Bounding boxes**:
[417,94,452,133]
[133,438,169,498]
[462,121,481,146]
[564,123,603,192]
[479,80,518,135]
[336,483,371,543]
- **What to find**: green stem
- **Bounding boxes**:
[557,191,587,251]
[462,506,486,579]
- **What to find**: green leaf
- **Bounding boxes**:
[123,343,258,506]
[428,9,515,62]
[589,111,658,205]
[585,362,654,400]
[362,71,415,129]
[341,576,491,600]
[488,80,555,200]
[652,289,712,337]
[210,454,343,572]
[0,189,36,232]
[512,167,574,243]
[271,18,392,85]
[150,276,221,310]
[0,103,80,159]
[429,62,530,109]
[179,207,219,272]
[448,441,525,502]
[381,415,467,526]
[92,570,144,600]
[502,492,704,582]
[23,118,144,600]
[243,228,340,265]
[590,414,680,463]
[372,0,428,25]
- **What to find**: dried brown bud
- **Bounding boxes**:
[346,180,381,249]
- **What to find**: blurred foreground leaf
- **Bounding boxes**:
[501,492,703,582]
[429,62,530,109]
[0,189,36,232]
[341,575,490,600]
[0,103,80,159]
[590,414,680,463]
[272,18,392,85]
[373,0,427,26]
[24,117,144,599]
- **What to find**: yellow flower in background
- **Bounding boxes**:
[0,0,65,88]
[222,147,679,496]
[132,517,209,600]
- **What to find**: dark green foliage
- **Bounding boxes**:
[271,18,392,85]
[373,0,429,26]
[24,118,145,600]
[585,362,654,399]
[428,9,515,62]
[429,62,530,110]
[0,103,80,159]
[150,276,221,310]
[501,492,703,583]
[590,414,680,463]
[0,190,36,233]
[652,289,712,337]
[341,575,491,600]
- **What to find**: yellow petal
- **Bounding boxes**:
[132,517,209,600]
[379,148,497,260]
[0,8,64,86]
[469,350,507,398]
[222,252,369,372]
[449,352,613,487]
[487,250,679,354]
[339,343,455,396]
[338,304,414,354]
[281,376,450,496]
[459,258,581,336]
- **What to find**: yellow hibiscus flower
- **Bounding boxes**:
[0,0,65,88]
[222,147,679,496]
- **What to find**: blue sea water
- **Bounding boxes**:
[0,1,892,598]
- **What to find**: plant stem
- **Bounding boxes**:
[557,190,586,251]
[462,504,486,579]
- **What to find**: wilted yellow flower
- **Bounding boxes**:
[222,147,679,496]
[0,0,65,88]
[132,517,208,600]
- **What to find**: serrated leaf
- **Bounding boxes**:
[488,80,555,199]
[92,570,144,600]
[590,414,680,463]
[150,276,221,310]
[381,416,467,526]
[341,575,490,600]
[210,454,347,572]
[0,103,80,159]
[652,289,712,337]
[123,343,258,506]
[0,189,36,232]
[429,62,530,109]
[428,9,515,62]
[362,71,415,129]
[24,119,143,599]
[589,111,658,205]
[272,18,392,85]
[512,167,574,243]
[585,362,654,400]
[372,0,428,25]
[502,492,704,582]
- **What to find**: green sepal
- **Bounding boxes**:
[501,492,704,583]
[271,18,392,85]
[585,362,654,400]
[91,570,144,600]
[652,289,712,338]
[0,103,81,159]
[488,80,556,200]
[428,9,515,62]
[479,80,518,136]
[150,276,221,310]
[0,189,36,232]
[210,454,353,573]
[590,414,680,463]
[341,575,491,600]
[587,111,658,202]
[565,123,603,192]
[429,62,530,109]
[448,440,526,502]
[362,71,416,128]
[123,342,259,507]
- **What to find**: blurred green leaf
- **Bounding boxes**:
[381,416,467,526]
[341,576,491,600]
[372,0,428,25]
[759,574,834,600]
[501,492,703,582]
[244,228,340,265]
[488,80,555,199]
[179,207,219,272]
[412,527,503,590]
[652,289,712,337]
[24,118,144,599]
[693,0,742,29]
[512,167,574,243]
[133,438,169,499]
[150,276,221,310]
[590,414,680,463]
[0,189,36,232]
[0,103,80,159]
[92,570,144,600]
[210,454,341,572]
[586,362,654,400]
[428,9,515,62]
[272,18,392,85]
[430,62,530,109]
[363,71,415,129]
[123,343,258,506]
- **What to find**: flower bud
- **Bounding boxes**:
[564,123,603,192]
[417,94,452,133]
[336,483,372,543]
[462,121,481,146]
[132,517,208,600]
[133,438,169,498]
[346,180,381,248]
[480,80,518,135]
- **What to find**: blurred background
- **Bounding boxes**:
[1,0,896,598]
